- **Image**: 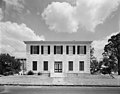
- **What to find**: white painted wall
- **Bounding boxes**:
[25,42,91,76]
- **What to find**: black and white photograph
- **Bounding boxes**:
[0,0,120,94]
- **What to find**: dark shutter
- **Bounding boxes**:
[73,46,75,54]
[30,46,33,54]
[66,46,69,54]
[54,46,56,54]
[84,46,86,54]
[77,46,80,54]
[61,46,63,54]
[44,61,48,71]
[33,61,37,71]
[41,46,43,54]
[48,46,50,54]
[37,46,39,54]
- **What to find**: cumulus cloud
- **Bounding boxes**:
[42,0,120,33]
[0,22,45,57]
[92,32,119,60]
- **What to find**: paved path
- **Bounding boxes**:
[0,74,120,86]
[0,86,120,94]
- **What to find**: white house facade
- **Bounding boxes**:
[24,41,92,77]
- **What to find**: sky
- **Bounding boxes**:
[0,0,120,59]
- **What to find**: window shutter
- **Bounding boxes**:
[61,46,63,54]
[41,46,43,54]
[77,46,80,54]
[54,46,56,54]
[48,46,50,54]
[37,46,39,54]
[73,46,75,54]
[84,46,86,54]
[30,46,33,54]
[66,46,69,54]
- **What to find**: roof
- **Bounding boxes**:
[24,41,92,44]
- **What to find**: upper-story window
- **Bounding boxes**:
[41,45,50,54]
[30,45,39,54]
[66,45,75,54]
[54,46,63,54]
[77,46,86,54]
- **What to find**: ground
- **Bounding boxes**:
[0,74,120,86]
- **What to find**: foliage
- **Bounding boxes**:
[98,52,117,75]
[27,70,34,75]
[90,47,99,74]
[0,53,21,75]
[104,33,120,75]
[38,72,42,75]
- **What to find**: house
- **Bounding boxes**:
[24,41,92,77]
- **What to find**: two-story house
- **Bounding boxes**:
[24,41,92,77]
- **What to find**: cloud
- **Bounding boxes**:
[92,32,119,60]
[0,8,3,20]
[42,0,120,33]
[2,0,29,20]
[3,0,25,11]
[0,21,45,58]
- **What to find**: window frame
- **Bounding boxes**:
[30,45,39,54]
[79,61,84,71]
[68,61,73,71]
[43,61,48,71]
[77,45,86,54]
[54,45,63,54]
[32,61,37,71]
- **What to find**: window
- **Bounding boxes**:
[30,45,39,54]
[77,46,86,54]
[44,61,48,71]
[66,46,75,54]
[54,61,62,73]
[54,46,63,54]
[41,45,50,54]
[33,61,37,71]
[79,61,84,71]
[69,61,73,71]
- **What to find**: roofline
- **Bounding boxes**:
[24,41,93,44]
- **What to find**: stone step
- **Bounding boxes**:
[50,73,65,77]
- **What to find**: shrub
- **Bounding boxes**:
[38,72,42,75]
[27,70,34,75]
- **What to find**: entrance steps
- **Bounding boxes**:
[50,73,66,77]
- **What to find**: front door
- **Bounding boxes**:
[54,61,62,73]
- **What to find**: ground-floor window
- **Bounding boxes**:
[33,61,37,71]
[79,61,84,71]
[54,61,62,73]
[68,61,73,71]
[43,61,48,71]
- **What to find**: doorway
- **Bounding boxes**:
[54,61,62,73]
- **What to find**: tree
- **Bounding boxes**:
[104,33,120,75]
[0,53,21,75]
[90,47,99,74]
